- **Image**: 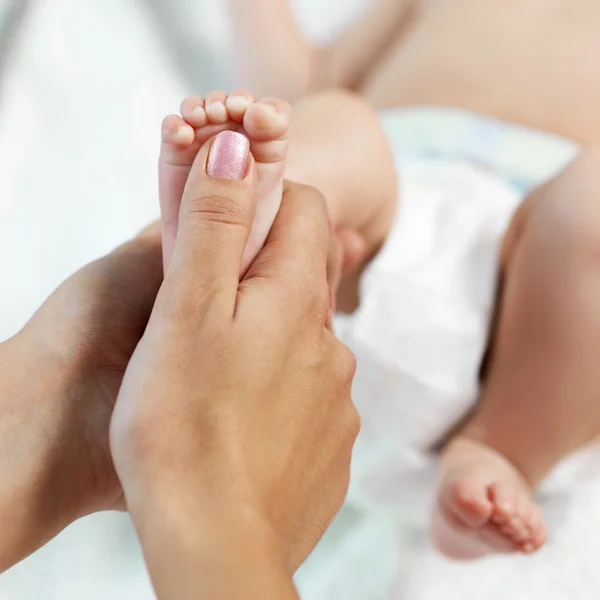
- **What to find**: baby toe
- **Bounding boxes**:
[161,116,196,169]
[181,95,207,128]
[490,484,516,524]
[529,508,549,548]
[508,516,530,543]
[205,90,229,124]
[243,97,292,142]
[226,90,254,123]
[443,476,494,528]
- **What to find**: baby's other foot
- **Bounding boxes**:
[430,437,548,560]
[159,91,292,272]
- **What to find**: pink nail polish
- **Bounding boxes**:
[207,131,250,180]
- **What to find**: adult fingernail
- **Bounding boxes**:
[207,131,250,180]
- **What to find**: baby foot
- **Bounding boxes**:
[430,437,548,560]
[159,90,292,272]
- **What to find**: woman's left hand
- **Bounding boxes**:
[0,223,164,571]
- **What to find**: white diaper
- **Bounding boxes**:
[338,157,520,522]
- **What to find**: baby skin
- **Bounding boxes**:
[431,438,547,558]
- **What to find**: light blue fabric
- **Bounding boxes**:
[380,107,579,193]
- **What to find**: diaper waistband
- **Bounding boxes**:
[380,107,579,192]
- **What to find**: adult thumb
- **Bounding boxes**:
[168,130,257,317]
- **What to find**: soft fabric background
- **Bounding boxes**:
[2,1,600,599]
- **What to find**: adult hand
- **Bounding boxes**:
[0,212,350,574]
[110,134,360,599]
[0,200,354,577]
[0,224,163,572]
[0,193,351,576]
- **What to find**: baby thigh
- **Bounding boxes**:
[473,149,600,485]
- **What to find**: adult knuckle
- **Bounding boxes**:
[111,407,163,471]
[336,343,357,383]
[304,279,330,319]
[185,191,250,230]
[346,403,362,440]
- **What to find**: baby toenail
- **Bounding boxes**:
[175,126,192,142]
[227,96,249,110]
[259,103,278,117]
[192,105,205,117]
[522,542,535,553]
[207,102,227,118]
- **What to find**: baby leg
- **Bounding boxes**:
[432,150,600,559]
[286,90,398,259]
[284,90,398,312]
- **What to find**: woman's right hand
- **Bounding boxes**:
[110,137,360,599]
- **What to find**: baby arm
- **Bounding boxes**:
[226,0,314,101]
[226,0,415,102]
